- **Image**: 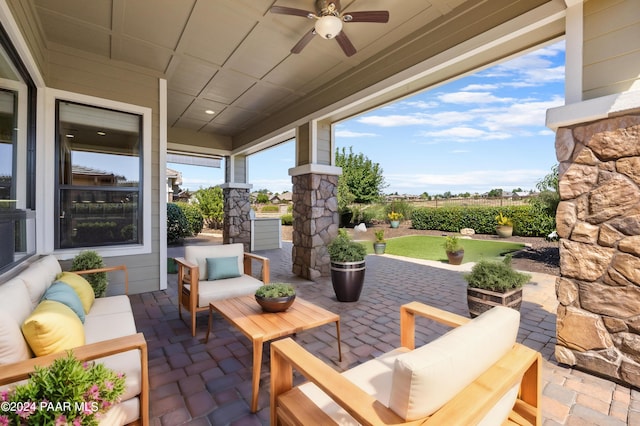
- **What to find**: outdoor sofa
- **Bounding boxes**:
[0,254,148,425]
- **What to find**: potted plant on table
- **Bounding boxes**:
[463,255,531,318]
[495,212,514,238]
[255,283,296,312]
[387,211,403,228]
[373,229,386,254]
[328,229,367,302]
[443,235,464,265]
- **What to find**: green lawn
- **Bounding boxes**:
[366,235,525,264]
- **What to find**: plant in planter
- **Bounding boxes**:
[327,229,367,302]
[255,283,296,312]
[71,250,107,297]
[442,235,464,265]
[387,211,403,228]
[373,229,386,254]
[463,255,531,318]
[0,352,125,425]
[495,212,514,238]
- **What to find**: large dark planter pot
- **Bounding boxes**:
[373,242,386,255]
[466,287,522,318]
[446,250,464,265]
[330,260,366,302]
[255,294,296,312]
[496,225,513,238]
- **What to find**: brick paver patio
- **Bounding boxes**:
[130,241,640,425]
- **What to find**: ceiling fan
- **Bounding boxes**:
[271,0,389,57]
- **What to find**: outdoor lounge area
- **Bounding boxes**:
[138,241,639,425]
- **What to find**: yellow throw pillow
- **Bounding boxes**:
[21,300,85,357]
[56,272,95,313]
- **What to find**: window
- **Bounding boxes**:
[56,101,143,249]
[0,24,35,274]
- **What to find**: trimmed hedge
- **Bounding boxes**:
[281,213,293,226]
[411,205,555,237]
[175,202,204,236]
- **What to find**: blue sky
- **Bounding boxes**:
[170,40,565,196]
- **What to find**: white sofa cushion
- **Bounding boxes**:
[0,277,32,325]
[84,309,141,401]
[0,310,31,364]
[389,306,520,421]
[89,295,133,317]
[17,255,61,309]
[185,243,244,279]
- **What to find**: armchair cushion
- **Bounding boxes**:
[21,300,85,356]
[187,243,245,279]
[55,272,95,313]
[206,256,241,280]
[389,306,520,420]
[41,282,85,323]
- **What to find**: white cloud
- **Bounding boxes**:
[479,96,564,132]
[438,91,514,104]
[418,127,511,141]
[460,83,498,91]
[357,110,474,127]
[335,130,378,138]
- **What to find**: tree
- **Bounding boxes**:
[487,188,503,197]
[335,147,386,205]
[194,186,224,229]
[531,164,559,217]
[256,192,270,204]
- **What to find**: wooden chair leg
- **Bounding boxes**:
[191,311,197,337]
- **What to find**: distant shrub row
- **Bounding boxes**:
[410,205,555,237]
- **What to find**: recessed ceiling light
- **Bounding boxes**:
[205,110,215,115]
[97,131,106,136]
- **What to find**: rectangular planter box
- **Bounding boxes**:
[467,287,522,318]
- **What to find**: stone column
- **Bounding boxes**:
[291,172,339,280]
[221,184,252,252]
[554,114,640,387]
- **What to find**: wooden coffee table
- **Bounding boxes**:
[206,295,342,413]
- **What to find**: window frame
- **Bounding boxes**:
[43,89,152,258]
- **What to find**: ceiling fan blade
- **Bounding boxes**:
[335,31,356,57]
[343,11,389,23]
[270,6,314,18]
[291,29,316,54]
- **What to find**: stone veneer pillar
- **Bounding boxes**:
[291,173,339,280]
[555,114,640,386]
[222,185,252,252]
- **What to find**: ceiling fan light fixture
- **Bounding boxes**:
[314,15,342,39]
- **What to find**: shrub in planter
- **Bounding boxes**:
[443,236,464,265]
[328,230,367,302]
[167,203,190,244]
[175,202,204,236]
[463,256,531,317]
[71,250,107,298]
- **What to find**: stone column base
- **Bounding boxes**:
[291,173,339,279]
[222,185,252,252]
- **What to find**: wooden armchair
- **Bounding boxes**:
[271,302,541,425]
[175,243,270,336]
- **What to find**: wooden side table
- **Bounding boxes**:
[206,295,342,412]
